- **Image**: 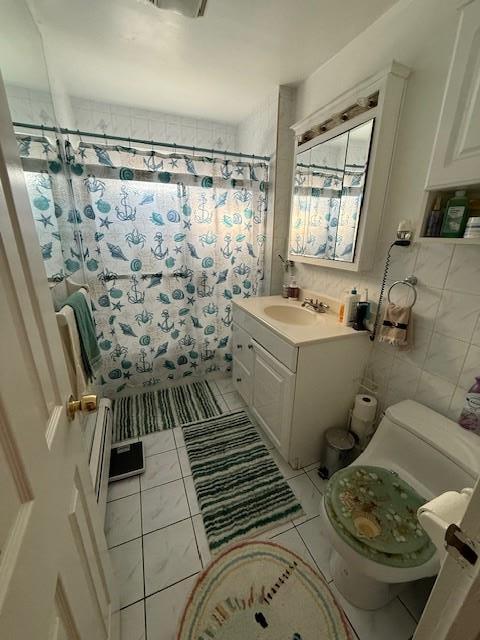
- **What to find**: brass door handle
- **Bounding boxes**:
[67,394,98,420]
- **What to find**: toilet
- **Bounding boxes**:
[322,399,480,610]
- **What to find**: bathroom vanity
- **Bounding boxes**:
[232,294,371,469]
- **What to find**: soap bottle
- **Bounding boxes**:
[343,288,360,326]
[425,196,443,237]
[440,190,469,238]
[458,377,480,434]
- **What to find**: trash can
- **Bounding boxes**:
[318,428,355,480]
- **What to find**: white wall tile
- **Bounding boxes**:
[458,344,480,390]
[414,243,453,288]
[434,291,480,341]
[445,246,480,295]
[415,371,456,415]
[424,333,468,384]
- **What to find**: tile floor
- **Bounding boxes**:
[106,378,433,640]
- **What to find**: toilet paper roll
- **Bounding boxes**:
[417,489,472,561]
[353,394,377,422]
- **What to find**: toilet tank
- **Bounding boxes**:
[356,400,480,499]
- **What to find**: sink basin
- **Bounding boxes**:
[263,304,320,326]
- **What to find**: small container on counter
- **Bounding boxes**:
[287,279,300,300]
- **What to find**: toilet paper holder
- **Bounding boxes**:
[445,523,478,567]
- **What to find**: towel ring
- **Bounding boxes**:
[387,275,418,308]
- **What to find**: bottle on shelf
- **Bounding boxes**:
[425,196,443,237]
[463,199,480,239]
[440,190,469,238]
[342,287,360,326]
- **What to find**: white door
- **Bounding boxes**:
[414,475,480,640]
[250,340,295,459]
[426,0,480,189]
[0,78,119,639]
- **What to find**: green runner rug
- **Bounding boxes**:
[183,410,304,553]
[112,380,224,443]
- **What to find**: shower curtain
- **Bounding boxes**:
[19,136,268,395]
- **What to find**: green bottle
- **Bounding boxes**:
[440,190,469,237]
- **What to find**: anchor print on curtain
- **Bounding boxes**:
[40,140,268,394]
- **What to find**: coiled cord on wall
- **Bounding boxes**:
[370,240,411,342]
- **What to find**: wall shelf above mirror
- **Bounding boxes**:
[289,61,410,272]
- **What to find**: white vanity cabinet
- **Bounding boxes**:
[426,0,480,189]
[232,301,371,469]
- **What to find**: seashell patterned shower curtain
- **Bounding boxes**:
[19,136,268,395]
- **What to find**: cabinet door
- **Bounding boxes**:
[250,341,295,458]
[427,0,480,188]
[232,357,252,405]
[231,322,254,372]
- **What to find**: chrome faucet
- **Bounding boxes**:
[301,297,330,313]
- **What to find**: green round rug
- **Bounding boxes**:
[177,540,352,640]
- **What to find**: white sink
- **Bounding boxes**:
[263,304,320,326]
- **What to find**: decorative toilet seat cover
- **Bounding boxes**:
[325,465,436,568]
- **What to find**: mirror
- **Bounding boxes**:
[289,118,374,264]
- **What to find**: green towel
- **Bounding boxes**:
[63,291,101,381]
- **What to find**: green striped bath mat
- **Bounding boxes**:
[112,381,224,443]
[183,411,304,553]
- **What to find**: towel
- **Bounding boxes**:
[63,291,101,381]
[378,302,413,349]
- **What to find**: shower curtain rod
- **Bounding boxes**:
[12,121,271,161]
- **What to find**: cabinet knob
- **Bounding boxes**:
[236,378,242,382]
[247,344,253,350]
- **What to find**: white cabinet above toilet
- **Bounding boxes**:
[232,295,371,469]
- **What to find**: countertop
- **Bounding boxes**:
[233,295,368,346]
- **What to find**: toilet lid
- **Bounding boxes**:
[327,465,430,555]
[324,491,436,568]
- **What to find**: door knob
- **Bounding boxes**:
[67,393,98,420]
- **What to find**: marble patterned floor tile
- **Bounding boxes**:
[107,475,140,503]
[270,527,317,566]
[141,479,190,534]
[256,426,275,450]
[296,514,334,581]
[140,449,182,491]
[143,519,202,596]
[270,448,304,480]
[172,426,185,448]
[140,429,176,457]
[329,582,417,640]
[192,513,211,568]
[223,390,247,411]
[215,376,235,395]
[105,493,141,548]
[146,574,198,640]
[183,475,200,516]
[399,577,435,622]
[305,467,328,494]
[109,538,144,609]
[288,473,322,525]
[120,600,145,640]
[177,446,192,476]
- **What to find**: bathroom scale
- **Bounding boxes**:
[109,441,145,482]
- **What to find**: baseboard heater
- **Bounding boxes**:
[83,398,112,520]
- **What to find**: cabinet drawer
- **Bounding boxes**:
[232,358,252,405]
[231,323,253,372]
[233,306,298,372]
